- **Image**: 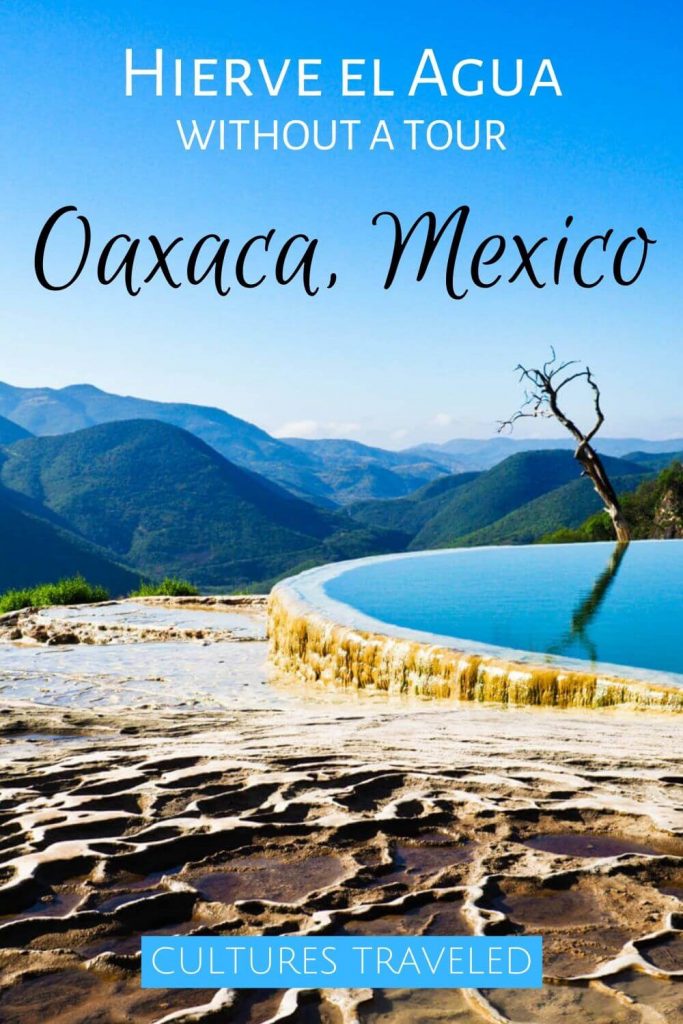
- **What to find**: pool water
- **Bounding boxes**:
[322,541,683,680]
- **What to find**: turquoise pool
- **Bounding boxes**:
[320,541,683,682]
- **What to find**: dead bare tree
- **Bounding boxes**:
[499,349,631,543]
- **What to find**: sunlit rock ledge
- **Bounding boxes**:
[268,568,683,711]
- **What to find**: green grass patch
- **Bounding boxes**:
[131,577,199,597]
[0,575,109,614]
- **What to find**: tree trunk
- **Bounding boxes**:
[608,506,631,544]
[575,443,631,543]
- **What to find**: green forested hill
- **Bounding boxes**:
[623,450,683,471]
[409,436,683,471]
[0,486,138,594]
[454,473,646,547]
[349,472,481,535]
[0,420,404,589]
[0,382,450,506]
[353,451,650,550]
[408,450,646,549]
[0,414,31,446]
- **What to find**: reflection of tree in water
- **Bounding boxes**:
[550,543,629,663]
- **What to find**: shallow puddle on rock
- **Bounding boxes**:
[523,831,682,859]
[95,887,160,913]
[105,865,183,891]
[0,968,102,1024]
[493,882,602,929]
[357,837,474,893]
[491,878,636,978]
[0,636,272,711]
[342,896,468,936]
[661,883,683,900]
[641,932,683,971]
[393,840,474,878]
[485,983,644,1023]
[657,866,683,901]
[192,853,345,904]
[0,966,217,1024]
[358,988,478,1022]
[607,970,683,1021]
[0,890,83,922]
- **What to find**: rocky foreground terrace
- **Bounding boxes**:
[0,597,681,1023]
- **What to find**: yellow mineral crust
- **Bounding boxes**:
[268,587,683,711]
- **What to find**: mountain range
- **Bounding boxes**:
[349,451,648,548]
[0,380,680,593]
[4,381,679,506]
[411,436,683,472]
[0,383,450,507]
[0,420,404,591]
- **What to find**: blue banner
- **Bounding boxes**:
[142,935,542,989]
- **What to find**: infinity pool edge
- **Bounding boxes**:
[267,554,683,711]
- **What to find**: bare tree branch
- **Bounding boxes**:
[499,350,630,543]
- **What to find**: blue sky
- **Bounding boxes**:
[2,0,682,445]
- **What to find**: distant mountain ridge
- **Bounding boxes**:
[408,436,683,472]
[624,450,683,471]
[2,380,679,504]
[0,382,451,506]
[281,437,453,503]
